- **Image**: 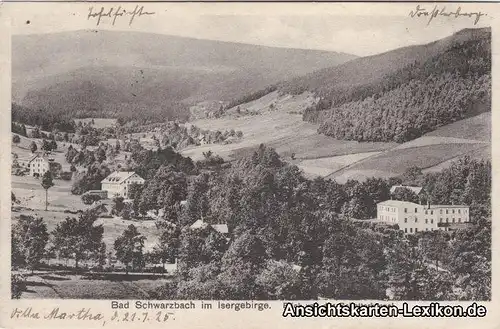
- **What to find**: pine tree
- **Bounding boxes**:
[41,171,54,211]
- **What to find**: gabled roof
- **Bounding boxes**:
[211,224,229,234]
[390,185,423,195]
[27,153,51,164]
[101,171,142,184]
[190,219,209,230]
[17,154,38,163]
[378,200,421,207]
[189,220,229,234]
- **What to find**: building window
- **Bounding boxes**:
[452,218,455,223]
[415,218,418,223]
[404,218,407,223]
[425,218,428,224]
[431,210,433,215]
[440,218,443,223]
[426,228,428,231]
[452,209,455,214]
[425,210,428,215]
[405,228,407,233]
[415,228,418,232]
[446,218,449,223]
[458,218,461,223]
[410,228,413,233]
[431,219,434,224]
[415,208,418,213]
[458,209,461,214]
[404,208,407,213]
[465,210,468,214]
[446,210,448,214]
[440,210,443,214]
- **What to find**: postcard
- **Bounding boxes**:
[0,2,498,328]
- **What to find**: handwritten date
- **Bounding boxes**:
[11,307,174,326]
[110,311,175,323]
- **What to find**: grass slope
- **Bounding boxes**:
[182,92,396,161]
[424,112,491,141]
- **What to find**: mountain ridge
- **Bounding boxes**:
[272,27,491,143]
[12,29,357,124]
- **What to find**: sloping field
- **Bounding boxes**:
[392,113,491,151]
[21,273,168,299]
[74,118,117,129]
[183,93,395,161]
[185,93,490,181]
[12,175,85,211]
[423,145,491,173]
[296,151,381,178]
[225,91,317,115]
[12,133,75,171]
[392,136,488,151]
[424,112,491,141]
[328,143,487,183]
[12,208,160,252]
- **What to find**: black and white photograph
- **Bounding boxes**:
[8,3,492,302]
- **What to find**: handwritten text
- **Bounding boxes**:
[87,5,155,26]
[409,5,486,26]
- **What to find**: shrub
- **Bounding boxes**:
[60,171,73,181]
[11,274,26,299]
[81,194,102,205]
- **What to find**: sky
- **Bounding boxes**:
[6,2,495,56]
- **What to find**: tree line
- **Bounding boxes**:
[144,145,490,300]
[105,144,490,300]
[12,143,491,300]
[11,208,149,277]
[310,73,490,143]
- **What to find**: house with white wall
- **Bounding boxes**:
[26,154,53,177]
[101,171,145,199]
[377,200,470,234]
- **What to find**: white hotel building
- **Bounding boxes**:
[376,200,470,234]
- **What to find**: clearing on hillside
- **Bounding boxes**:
[297,151,382,178]
[328,142,487,183]
[424,112,491,141]
[74,118,117,129]
[183,93,395,161]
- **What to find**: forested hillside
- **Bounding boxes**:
[13,30,355,124]
[279,28,491,143]
[139,145,490,300]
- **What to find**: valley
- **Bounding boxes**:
[183,91,491,183]
[10,25,492,302]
